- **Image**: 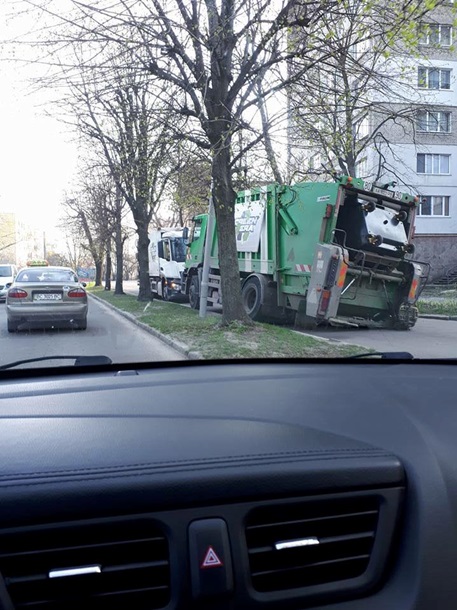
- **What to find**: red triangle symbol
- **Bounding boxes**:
[201,546,223,569]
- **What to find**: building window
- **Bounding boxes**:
[418,67,451,90]
[419,24,452,46]
[417,195,450,216]
[417,153,450,174]
[417,110,451,132]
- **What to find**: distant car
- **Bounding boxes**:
[6,266,88,332]
[0,264,18,302]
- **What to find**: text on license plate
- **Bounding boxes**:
[33,293,62,301]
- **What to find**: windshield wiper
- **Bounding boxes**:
[0,355,113,371]
[349,351,414,360]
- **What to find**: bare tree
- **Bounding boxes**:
[64,66,180,300]
[23,0,339,323]
[168,147,211,226]
[287,0,446,181]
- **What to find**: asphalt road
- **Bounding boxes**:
[0,296,185,369]
[305,318,457,359]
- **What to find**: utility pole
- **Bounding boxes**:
[199,181,216,318]
[43,232,47,259]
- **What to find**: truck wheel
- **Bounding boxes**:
[242,276,263,320]
[189,276,200,310]
[394,304,418,330]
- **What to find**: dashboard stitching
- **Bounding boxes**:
[0,448,392,479]
[0,453,398,488]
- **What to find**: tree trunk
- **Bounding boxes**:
[105,243,112,291]
[114,214,125,296]
[94,258,103,286]
[136,219,151,302]
[212,146,251,326]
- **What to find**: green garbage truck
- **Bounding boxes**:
[182,176,429,329]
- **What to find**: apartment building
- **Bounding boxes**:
[288,4,457,281]
[364,6,457,280]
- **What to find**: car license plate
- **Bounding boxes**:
[33,293,62,301]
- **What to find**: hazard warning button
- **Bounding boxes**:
[201,546,223,569]
[188,518,234,599]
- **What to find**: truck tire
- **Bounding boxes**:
[393,304,418,330]
[242,276,264,321]
[189,276,200,310]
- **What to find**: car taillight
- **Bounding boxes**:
[8,288,28,298]
[68,288,86,298]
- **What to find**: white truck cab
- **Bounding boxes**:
[148,228,188,300]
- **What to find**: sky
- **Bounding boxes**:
[0,1,80,248]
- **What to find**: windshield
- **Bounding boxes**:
[0,0,453,366]
[0,266,13,277]
[170,238,187,264]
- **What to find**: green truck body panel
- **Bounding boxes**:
[185,177,429,328]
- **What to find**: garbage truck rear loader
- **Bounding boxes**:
[183,176,429,329]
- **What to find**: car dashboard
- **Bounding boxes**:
[0,360,455,610]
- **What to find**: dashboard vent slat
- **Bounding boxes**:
[0,518,170,610]
[246,496,381,593]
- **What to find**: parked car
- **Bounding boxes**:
[0,264,18,302]
[6,265,88,332]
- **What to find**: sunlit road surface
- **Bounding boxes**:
[305,318,457,359]
[123,280,457,358]
[0,297,185,369]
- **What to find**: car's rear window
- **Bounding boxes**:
[0,266,13,277]
[16,270,78,283]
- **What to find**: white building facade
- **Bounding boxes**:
[364,8,457,280]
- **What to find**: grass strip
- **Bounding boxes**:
[418,299,457,316]
[90,287,366,359]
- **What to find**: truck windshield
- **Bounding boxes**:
[170,238,187,263]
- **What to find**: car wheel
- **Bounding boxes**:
[76,317,87,330]
[7,319,18,333]
[189,276,200,310]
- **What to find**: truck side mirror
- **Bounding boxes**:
[182,227,189,241]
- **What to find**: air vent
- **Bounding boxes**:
[246,491,400,597]
[0,517,170,610]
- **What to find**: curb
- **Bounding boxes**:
[89,293,201,360]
